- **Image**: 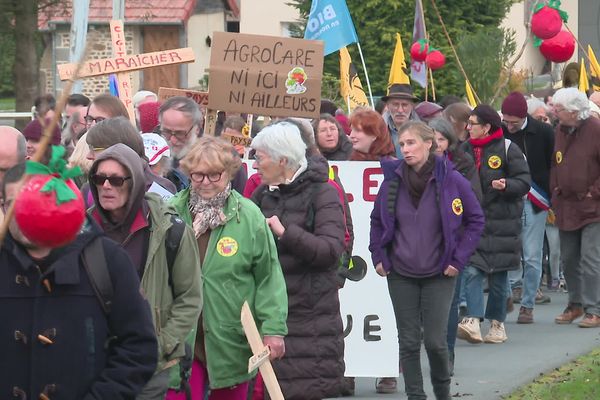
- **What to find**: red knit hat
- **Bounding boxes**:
[138,101,160,133]
[501,92,528,118]
[23,118,61,145]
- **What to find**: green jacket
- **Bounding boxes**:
[143,193,203,372]
[170,189,288,389]
[90,193,203,373]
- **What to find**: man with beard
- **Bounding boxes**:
[158,97,247,193]
[381,84,421,159]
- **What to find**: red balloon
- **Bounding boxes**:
[14,175,85,248]
[539,30,575,63]
[410,41,429,62]
[426,50,446,70]
[531,6,563,40]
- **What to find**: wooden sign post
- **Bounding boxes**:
[58,24,195,121]
[109,20,135,123]
[240,301,284,400]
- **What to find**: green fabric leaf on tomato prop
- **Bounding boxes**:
[410,39,429,62]
[15,146,85,248]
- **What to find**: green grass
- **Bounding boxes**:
[0,97,15,110]
[504,348,600,400]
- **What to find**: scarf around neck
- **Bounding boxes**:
[189,184,231,237]
[469,127,503,170]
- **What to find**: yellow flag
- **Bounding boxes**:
[388,33,410,88]
[579,58,589,94]
[465,80,477,108]
[587,45,600,92]
[339,47,369,111]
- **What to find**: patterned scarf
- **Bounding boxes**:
[188,184,231,237]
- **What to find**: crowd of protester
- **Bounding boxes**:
[1,80,599,400]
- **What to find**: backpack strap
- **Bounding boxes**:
[165,214,186,292]
[82,237,113,315]
[386,176,400,217]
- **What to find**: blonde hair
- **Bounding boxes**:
[68,132,93,173]
[180,136,241,178]
[398,121,437,152]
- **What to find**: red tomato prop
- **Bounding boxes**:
[539,30,575,63]
[410,39,429,62]
[14,146,85,248]
[426,50,446,71]
[531,5,563,40]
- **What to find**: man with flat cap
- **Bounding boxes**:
[382,83,420,158]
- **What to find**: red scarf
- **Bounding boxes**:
[469,128,503,170]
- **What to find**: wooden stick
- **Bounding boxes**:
[429,68,436,102]
[0,45,89,247]
[564,24,592,66]
[241,302,284,400]
[428,0,481,104]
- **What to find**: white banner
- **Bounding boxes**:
[243,160,399,377]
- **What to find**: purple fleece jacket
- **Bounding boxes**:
[369,155,485,276]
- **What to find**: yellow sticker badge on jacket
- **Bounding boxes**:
[488,155,502,169]
[452,198,463,216]
[556,151,563,164]
[217,237,238,257]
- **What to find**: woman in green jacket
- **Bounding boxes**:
[168,136,288,400]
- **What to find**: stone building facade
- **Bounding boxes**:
[40,24,141,98]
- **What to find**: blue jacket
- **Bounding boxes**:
[369,156,485,275]
[0,219,157,400]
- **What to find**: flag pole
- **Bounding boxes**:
[347,95,351,114]
[429,68,436,101]
[356,41,375,109]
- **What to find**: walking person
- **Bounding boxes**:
[551,88,600,327]
[458,105,531,344]
[370,121,484,399]
[501,92,555,323]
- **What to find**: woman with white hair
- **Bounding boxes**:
[526,97,552,124]
[550,87,600,328]
[251,121,347,400]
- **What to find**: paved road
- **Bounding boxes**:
[333,290,600,399]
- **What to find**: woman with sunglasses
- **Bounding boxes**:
[88,143,203,400]
[168,136,288,400]
[457,105,531,345]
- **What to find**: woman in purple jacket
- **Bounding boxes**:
[369,121,484,400]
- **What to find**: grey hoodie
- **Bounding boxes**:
[88,143,148,245]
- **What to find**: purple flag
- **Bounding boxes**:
[410,0,427,88]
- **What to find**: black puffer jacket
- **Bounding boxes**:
[462,132,531,273]
[252,155,346,400]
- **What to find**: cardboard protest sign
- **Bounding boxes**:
[158,87,209,107]
[58,48,195,80]
[208,32,324,119]
[109,20,135,122]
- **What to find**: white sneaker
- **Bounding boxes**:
[484,320,508,343]
[457,317,483,343]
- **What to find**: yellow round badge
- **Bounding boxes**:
[217,237,238,257]
[452,198,463,216]
[488,155,502,169]
[556,151,563,164]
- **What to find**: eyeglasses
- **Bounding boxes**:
[84,115,106,125]
[466,121,482,127]
[90,174,132,187]
[88,145,106,153]
[502,119,523,126]
[190,171,223,183]
[160,125,195,141]
[535,116,550,123]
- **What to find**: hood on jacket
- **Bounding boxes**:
[89,143,147,234]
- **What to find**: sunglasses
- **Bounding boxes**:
[90,174,132,187]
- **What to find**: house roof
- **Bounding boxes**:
[39,0,197,31]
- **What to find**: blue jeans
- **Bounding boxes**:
[509,199,548,308]
[464,266,508,322]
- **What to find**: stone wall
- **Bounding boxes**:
[41,25,141,98]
